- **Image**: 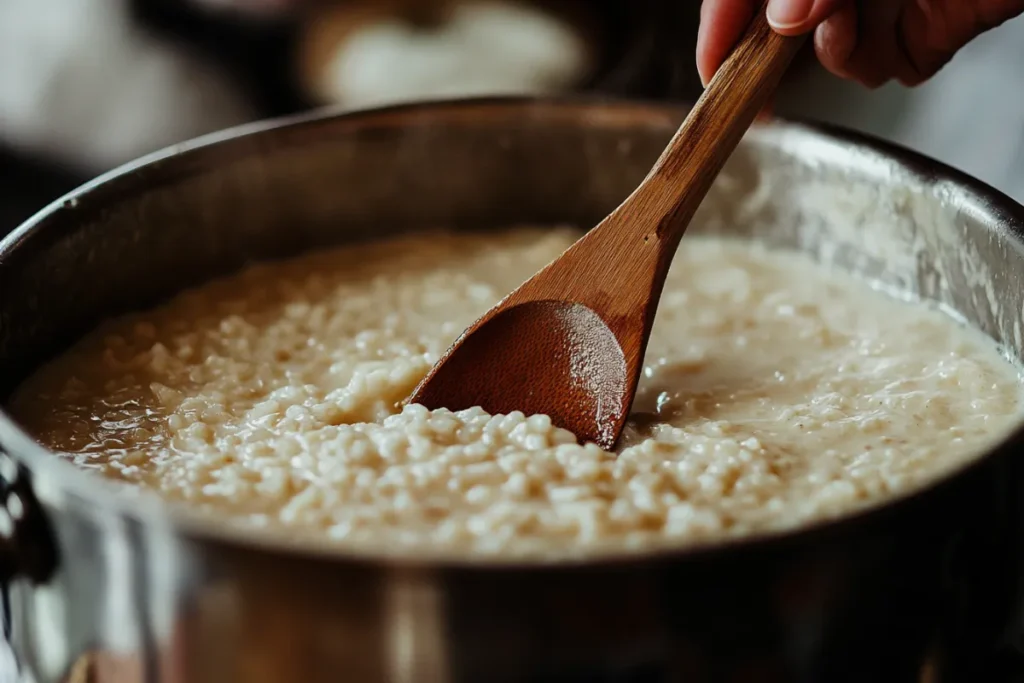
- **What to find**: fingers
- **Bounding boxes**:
[702,0,1024,91]
[813,2,858,79]
[979,0,1024,28]
[823,1,911,88]
[896,0,1024,86]
[814,0,1024,88]
[696,0,848,86]
[694,1,778,117]
[766,0,847,33]
[891,1,951,86]
[697,0,757,86]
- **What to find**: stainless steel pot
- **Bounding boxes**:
[1,99,1024,683]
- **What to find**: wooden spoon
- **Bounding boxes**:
[408,5,806,449]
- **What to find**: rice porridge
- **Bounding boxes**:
[9,228,1023,556]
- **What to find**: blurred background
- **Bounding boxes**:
[1,0,1023,235]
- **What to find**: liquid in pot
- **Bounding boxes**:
[9,228,1023,556]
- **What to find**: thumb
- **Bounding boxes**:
[766,0,848,34]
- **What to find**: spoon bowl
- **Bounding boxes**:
[411,300,628,444]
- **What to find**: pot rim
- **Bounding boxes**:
[2,95,1023,569]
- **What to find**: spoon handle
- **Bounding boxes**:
[621,3,807,242]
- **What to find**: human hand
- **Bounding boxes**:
[697,0,1024,88]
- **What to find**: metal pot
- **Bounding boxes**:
[1,99,1023,683]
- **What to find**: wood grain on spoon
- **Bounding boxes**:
[409,5,807,449]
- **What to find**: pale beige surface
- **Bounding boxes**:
[9,229,1023,556]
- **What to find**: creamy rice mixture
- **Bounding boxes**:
[9,228,1023,556]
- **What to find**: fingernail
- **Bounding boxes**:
[767,0,815,29]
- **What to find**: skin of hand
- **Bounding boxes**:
[697,0,1024,88]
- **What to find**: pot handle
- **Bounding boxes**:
[0,449,56,585]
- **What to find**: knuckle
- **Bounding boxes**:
[896,73,926,87]
[856,72,890,90]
